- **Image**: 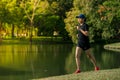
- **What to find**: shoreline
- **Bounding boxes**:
[0,38,72,45]
[104,42,120,52]
[32,68,120,80]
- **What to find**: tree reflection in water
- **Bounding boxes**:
[0,44,120,80]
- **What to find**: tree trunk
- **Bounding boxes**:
[11,24,15,38]
[30,22,33,43]
[0,22,2,43]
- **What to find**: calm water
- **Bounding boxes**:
[0,43,120,80]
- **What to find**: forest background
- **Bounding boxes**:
[0,0,120,43]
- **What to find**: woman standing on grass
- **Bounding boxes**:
[74,14,99,73]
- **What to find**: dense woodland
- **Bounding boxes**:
[0,0,120,43]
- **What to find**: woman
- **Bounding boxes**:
[75,14,99,73]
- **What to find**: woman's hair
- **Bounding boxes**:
[84,18,86,22]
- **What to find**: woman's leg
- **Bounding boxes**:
[85,49,99,70]
[75,47,82,71]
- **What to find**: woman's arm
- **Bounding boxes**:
[76,25,89,36]
[79,29,89,36]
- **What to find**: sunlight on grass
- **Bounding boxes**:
[33,68,120,80]
[104,42,120,52]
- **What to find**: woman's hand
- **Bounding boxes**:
[77,34,79,38]
[77,26,80,30]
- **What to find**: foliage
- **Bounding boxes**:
[36,15,60,36]
[0,0,120,43]
[65,0,95,43]
[0,0,73,40]
[65,0,120,43]
[101,0,120,40]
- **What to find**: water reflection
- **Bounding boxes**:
[65,45,120,73]
[0,44,73,80]
[0,45,38,71]
[0,44,120,80]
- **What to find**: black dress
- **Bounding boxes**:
[77,23,90,50]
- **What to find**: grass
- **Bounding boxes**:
[104,42,120,52]
[32,68,120,80]
[0,36,72,44]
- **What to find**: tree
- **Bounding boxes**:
[0,0,74,40]
[98,0,120,40]
[20,0,41,42]
[46,0,73,39]
[65,0,95,43]
[0,0,25,38]
[65,0,120,43]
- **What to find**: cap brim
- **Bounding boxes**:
[76,16,79,18]
[76,16,85,19]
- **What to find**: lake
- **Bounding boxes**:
[0,43,120,80]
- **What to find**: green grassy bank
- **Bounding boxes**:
[104,42,120,52]
[0,36,72,44]
[33,68,120,80]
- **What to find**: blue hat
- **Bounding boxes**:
[76,14,85,19]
